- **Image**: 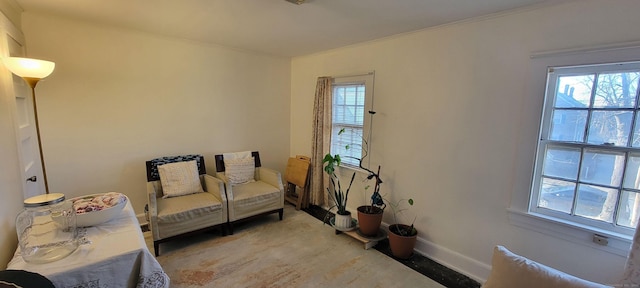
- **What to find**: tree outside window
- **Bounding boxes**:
[533,62,640,234]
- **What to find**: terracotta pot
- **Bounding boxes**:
[357,205,383,237]
[388,224,418,259]
[334,211,352,229]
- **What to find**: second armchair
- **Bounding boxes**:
[214,151,284,234]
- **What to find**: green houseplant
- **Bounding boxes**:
[351,111,387,236]
[387,198,418,259]
[355,161,386,237]
[323,153,356,229]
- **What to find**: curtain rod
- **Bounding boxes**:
[331,71,375,79]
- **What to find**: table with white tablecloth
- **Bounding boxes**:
[8,200,169,288]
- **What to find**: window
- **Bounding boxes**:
[531,61,640,235]
[330,74,374,168]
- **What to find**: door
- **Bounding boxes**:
[5,33,45,199]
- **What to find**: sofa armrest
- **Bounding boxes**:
[215,172,230,184]
[146,181,160,240]
[204,174,227,203]
[256,167,284,192]
[214,172,234,200]
[146,182,159,217]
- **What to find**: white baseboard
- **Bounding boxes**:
[381,221,490,283]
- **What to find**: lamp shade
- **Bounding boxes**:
[2,57,55,79]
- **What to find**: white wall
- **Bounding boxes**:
[291,0,640,284]
[18,12,291,217]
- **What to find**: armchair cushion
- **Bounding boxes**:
[224,157,256,185]
[156,192,223,224]
[158,160,204,198]
[232,181,281,216]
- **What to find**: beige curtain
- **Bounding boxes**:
[310,77,332,206]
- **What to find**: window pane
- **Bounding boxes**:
[624,154,640,189]
[533,62,640,234]
[549,109,587,142]
[587,110,632,145]
[334,89,345,104]
[333,106,345,123]
[344,106,357,122]
[555,75,594,108]
[632,115,640,148]
[332,82,366,167]
[345,89,357,105]
[355,108,364,125]
[617,190,640,228]
[593,72,640,108]
[357,93,365,106]
[580,149,625,187]
[542,146,580,180]
[574,184,615,223]
[539,178,575,214]
[331,126,363,166]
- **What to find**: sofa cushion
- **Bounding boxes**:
[482,245,611,288]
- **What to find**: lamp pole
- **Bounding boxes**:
[26,78,50,194]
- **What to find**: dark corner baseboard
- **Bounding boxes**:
[301,204,481,288]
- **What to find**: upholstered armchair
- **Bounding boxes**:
[214,151,284,234]
[146,155,228,256]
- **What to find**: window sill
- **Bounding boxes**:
[507,208,632,257]
[336,163,369,175]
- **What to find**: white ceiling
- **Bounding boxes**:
[15,0,558,57]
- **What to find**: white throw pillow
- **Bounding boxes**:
[158,160,204,198]
[222,151,252,160]
[482,246,612,288]
[224,157,256,185]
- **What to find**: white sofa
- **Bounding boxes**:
[482,246,612,288]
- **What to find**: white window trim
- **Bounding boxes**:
[331,73,375,169]
[530,61,640,235]
[511,41,640,255]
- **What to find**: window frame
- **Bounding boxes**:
[530,61,640,236]
[509,43,640,256]
[330,74,375,169]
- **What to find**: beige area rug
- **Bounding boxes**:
[144,205,445,288]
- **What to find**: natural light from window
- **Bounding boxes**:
[331,83,365,167]
[531,61,640,235]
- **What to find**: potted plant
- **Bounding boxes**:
[323,153,356,229]
[387,198,418,259]
[339,110,386,237]
[356,162,386,237]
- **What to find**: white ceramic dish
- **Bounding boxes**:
[71,193,127,227]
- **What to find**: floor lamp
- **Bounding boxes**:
[2,57,56,194]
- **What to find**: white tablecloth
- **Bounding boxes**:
[8,200,169,288]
